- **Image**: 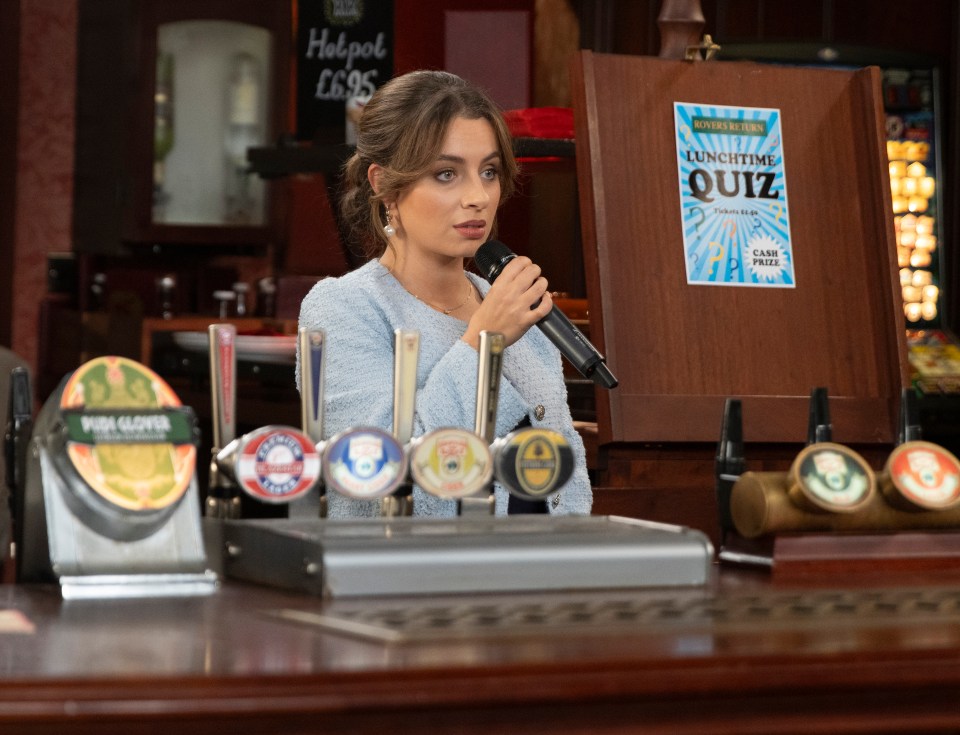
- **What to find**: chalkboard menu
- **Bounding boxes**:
[296,0,394,142]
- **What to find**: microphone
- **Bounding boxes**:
[474,240,618,389]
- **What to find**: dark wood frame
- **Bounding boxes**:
[73,0,291,255]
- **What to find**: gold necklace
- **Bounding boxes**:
[413,279,474,315]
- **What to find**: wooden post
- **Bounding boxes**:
[658,0,706,60]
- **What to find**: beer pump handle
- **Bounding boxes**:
[714,397,745,543]
[460,331,504,516]
[6,366,32,577]
[898,387,923,445]
[474,331,505,445]
[292,327,327,519]
[6,367,31,499]
[806,386,832,445]
[392,330,420,445]
[207,324,240,518]
[383,330,420,517]
[299,328,325,444]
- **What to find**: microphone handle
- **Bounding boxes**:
[482,248,618,389]
[536,308,619,389]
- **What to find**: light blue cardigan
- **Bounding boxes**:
[297,259,593,518]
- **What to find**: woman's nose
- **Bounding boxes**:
[462,173,493,209]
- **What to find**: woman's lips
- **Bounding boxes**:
[455,221,487,239]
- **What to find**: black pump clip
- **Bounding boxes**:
[806,387,832,445]
[715,398,746,545]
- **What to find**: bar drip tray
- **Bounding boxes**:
[267,585,960,643]
[206,515,715,598]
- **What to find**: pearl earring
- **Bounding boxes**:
[383,206,396,237]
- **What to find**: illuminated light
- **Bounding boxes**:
[921,301,938,320]
[905,302,923,322]
[919,177,936,198]
[899,231,917,248]
[892,196,909,214]
[886,141,900,159]
[907,161,927,178]
[900,214,918,232]
[922,285,940,302]
[910,250,932,268]
[908,196,929,213]
[901,177,918,196]
[889,160,907,178]
[915,234,937,251]
[902,286,921,303]
[900,268,914,286]
[916,216,934,235]
[907,142,930,161]
[898,247,912,267]
[911,270,933,287]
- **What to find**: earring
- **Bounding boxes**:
[383,206,396,237]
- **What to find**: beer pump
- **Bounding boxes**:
[381,330,420,517]
[210,326,323,512]
[210,329,713,597]
[406,327,494,507]
[291,327,327,518]
[459,331,504,516]
[17,356,215,598]
[206,324,241,518]
[880,388,960,512]
[315,332,407,504]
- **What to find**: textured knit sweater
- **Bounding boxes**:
[297,259,593,518]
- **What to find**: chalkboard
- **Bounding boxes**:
[296,0,394,142]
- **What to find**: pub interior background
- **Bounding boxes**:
[2,0,960,533]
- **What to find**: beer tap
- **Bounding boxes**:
[211,327,322,512]
[459,331,504,516]
[319,335,408,504]
[293,327,327,518]
[206,324,241,518]
[463,331,576,513]
[382,330,419,518]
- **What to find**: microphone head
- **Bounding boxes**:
[474,240,515,282]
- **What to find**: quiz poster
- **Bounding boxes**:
[674,102,795,287]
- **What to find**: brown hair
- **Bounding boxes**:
[338,70,518,259]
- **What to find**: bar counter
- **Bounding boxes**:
[3,565,960,734]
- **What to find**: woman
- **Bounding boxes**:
[298,70,591,518]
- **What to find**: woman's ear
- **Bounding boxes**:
[367,163,383,194]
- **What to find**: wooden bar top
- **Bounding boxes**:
[3,569,960,734]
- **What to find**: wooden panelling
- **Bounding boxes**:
[572,51,908,445]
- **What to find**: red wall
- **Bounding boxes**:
[12,0,78,374]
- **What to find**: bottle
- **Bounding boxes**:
[223,53,263,224]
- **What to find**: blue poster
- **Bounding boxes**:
[674,102,795,287]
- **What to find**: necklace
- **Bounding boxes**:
[412,279,475,315]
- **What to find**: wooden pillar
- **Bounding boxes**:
[657,0,705,60]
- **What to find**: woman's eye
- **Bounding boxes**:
[436,169,455,182]
[482,167,500,180]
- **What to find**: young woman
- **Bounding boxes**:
[298,70,591,518]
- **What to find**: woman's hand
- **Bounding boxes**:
[462,256,553,349]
